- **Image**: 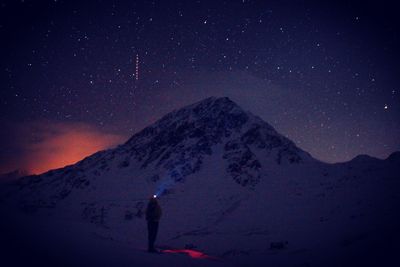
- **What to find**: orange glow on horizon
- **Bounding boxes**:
[6,121,127,175]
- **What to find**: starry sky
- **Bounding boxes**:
[0,0,399,175]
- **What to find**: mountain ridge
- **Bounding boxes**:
[7,96,398,184]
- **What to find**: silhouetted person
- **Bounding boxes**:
[146,196,162,252]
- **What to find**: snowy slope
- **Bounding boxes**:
[1,97,399,266]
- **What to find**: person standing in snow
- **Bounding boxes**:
[146,196,162,252]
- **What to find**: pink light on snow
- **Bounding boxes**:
[162,249,213,259]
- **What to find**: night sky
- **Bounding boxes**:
[1,0,399,175]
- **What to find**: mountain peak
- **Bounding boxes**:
[126,96,250,146]
[194,96,236,108]
[121,97,312,189]
[170,96,245,121]
[195,96,233,103]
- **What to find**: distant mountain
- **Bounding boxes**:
[1,97,399,266]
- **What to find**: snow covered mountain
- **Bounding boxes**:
[8,97,313,210]
[1,97,399,266]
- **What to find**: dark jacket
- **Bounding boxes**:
[146,199,162,222]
